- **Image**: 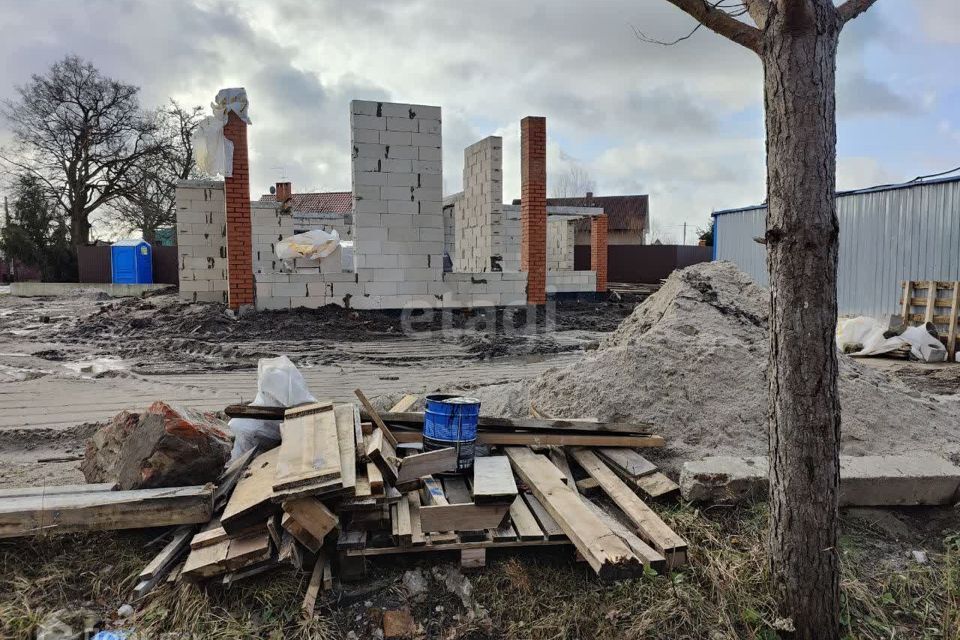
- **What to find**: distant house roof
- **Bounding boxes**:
[512,194,649,233]
[258,191,352,214]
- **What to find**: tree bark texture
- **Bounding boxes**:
[762,3,842,638]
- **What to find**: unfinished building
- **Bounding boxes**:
[177,91,607,311]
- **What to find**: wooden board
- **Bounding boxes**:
[303,552,330,618]
[419,503,510,533]
[363,411,655,435]
[522,493,565,540]
[581,497,665,571]
[570,448,687,566]
[0,483,116,499]
[366,428,399,485]
[507,495,544,541]
[214,446,257,511]
[395,494,413,545]
[0,485,213,539]
[366,462,384,494]
[274,403,341,492]
[354,389,398,449]
[391,431,664,448]
[492,521,517,542]
[133,525,194,597]
[634,472,681,499]
[548,448,577,492]
[596,448,658,478]
[221,448,280,535]
[282,512,323,553]
[282,498,339,542]
[389,394,420,413]
[395,447,457,486]
[472,456,519,504]
[334,403,358,492]
[346,536,569,557]
[181,530,271,580]
[354,471,372,498]
[420,477,457,544]
[505,446,643,581]
[407,492,426,546]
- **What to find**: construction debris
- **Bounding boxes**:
[679,454,960,505]
[82,402,231,490]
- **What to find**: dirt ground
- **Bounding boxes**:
[2,289,960,638]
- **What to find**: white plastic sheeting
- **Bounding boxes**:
[836,316,947,362]
[192,88,251,178]
[276,229,341,261]
[228,355,316,461]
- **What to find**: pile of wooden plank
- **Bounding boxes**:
[900,279,960,359]
[0,390,689,610]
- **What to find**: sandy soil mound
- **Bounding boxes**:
[518,261,960,464]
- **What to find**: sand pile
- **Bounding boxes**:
[501,261,960,465]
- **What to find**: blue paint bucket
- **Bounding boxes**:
[423,394,480,472]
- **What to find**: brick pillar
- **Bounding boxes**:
[223,111,254,310]
[520,116,547,305]
[275,181,291,203]
[591,214,608,293]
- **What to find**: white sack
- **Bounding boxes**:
[901,325,948,363]
[276,229,342,261]
[191,88,251,178]
[228,355,316,461]
[836,316,906,356]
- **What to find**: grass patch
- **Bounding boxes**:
[1,504,958,639]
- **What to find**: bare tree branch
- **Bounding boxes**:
[836,0,881,25]
[663,0,762,53]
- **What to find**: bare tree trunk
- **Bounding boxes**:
[762,5,842,638]
[70,204,90,246]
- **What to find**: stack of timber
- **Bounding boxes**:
[900,279,960,359]
[0,391,688,611]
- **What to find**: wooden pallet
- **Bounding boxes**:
[899,280,960,359]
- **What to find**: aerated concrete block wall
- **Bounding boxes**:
[351,100,445,295]
[251,201,294,275]
[176,180,228,303]
[454,136,503,272]
[547,270,596,293]
[547,218,576,271]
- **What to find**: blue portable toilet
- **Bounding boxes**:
[111,239,153,284]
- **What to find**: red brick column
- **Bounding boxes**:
[520,116,547,305]
[275,181,291,203]
[591,214,608,293]
[223,111,254,310]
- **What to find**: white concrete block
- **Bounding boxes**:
[351,114,386,130]
[380,130,412,146]
[381,186,414,201]
[351,100,380,116]
[412,133,441,147]
[387,172,418,187]
[419,119,441,134]
[382,158,412,172]
[386,117,418,132]
[355,171,388,186]
[387,146,419,160]
[387,200,419,214]
[353,127,381,144]
[355,143,387,158]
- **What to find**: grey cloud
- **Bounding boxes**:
[838,74,915,118]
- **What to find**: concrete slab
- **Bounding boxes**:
[680,454,960,506]
[11,282,170,298]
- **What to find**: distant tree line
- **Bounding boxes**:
[0,55,204,281]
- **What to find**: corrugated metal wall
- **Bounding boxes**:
[714,177,960,318]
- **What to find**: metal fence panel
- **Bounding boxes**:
[714,177,960,318]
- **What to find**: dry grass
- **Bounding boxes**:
[1,504,958,640]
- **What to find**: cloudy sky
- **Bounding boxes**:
[0,0,957,242]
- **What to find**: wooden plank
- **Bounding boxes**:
[334,404,358,492]
[570,448,687,566]
[389,394,420,413]
[900,281,911,325]
[492,521,517,542]
[396,494,413,545]
[0,483,116,499]
[576,477,602,496]
[634,472,681,500]
[221,448,280,535]
[222,531,272,572]
[282,512,323,553]
[408,492,426,545]
[282,498,339,542]
[365,411,655,435]
[925,280,937,324]
[472,456,519,504]
[214,446,257,511]
[354,389,399,449]
[419,503,510,532]
[0,485,213,539]
[302,552,329,618]
[948,282,960,360]
[596,448,658,478]
[420,477,457,543]
[548,448,577,492]
[352,404,364,458]
[136,525,194,584]
[347,536,570,557]
[391,431,664,448]
[395,447,457,486]
[337,528,367,551]
[274,403,341,492]
[581,497,665,572]
[522,493,565,540]
[181,538,231,579]
[505,446,643,581]
[355,471,372,498]
[266,515,282,548]
[366,428,399,485]
[508,495,544,541]
[366,462,384,494]
[441,476,473,504]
